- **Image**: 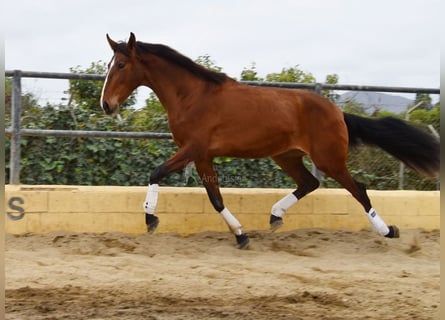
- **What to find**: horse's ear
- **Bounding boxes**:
[127,32,136,52]
[106,34,118,51]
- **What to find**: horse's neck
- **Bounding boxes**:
[141,57,204,111]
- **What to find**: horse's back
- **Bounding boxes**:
[224,83,347,141]
[225,83,342,119]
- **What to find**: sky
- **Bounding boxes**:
[4,0,441,107]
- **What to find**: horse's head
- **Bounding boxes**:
[100,32,143,115]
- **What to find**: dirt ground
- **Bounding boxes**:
[5,227,440,320]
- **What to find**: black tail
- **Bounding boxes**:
[343,113,439,177]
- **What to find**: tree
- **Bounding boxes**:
[130,92,169,132]
[194,54,223,72]
[340,99,367,115]
[265,65,315,83]
[322,73,340,102]
[410,103,440,133]
[240,62,263,81]
[5,77,40,126]
[414,93,433,110]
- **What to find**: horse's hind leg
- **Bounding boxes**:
[271,151,320,231]
[319,162,399,238]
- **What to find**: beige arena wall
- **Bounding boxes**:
[5,185,440,235]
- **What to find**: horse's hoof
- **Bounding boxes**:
[385,225,400,238]
[236,234,250,249]
[269,215,283,233]
[146,214,159,234]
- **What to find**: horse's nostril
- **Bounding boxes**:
[102,102,110,113]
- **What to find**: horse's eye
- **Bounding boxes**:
[118,63,125,69]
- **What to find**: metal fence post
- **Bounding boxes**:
[10,70,22,184]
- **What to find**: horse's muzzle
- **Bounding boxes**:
[102,100,120,116]
[102,101,111,114]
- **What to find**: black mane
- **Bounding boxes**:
[115,41,228,84]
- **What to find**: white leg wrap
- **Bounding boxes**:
[271,193,298,218]
[220,208,243,236]
[366,208,390,236]
[143,184,159,215]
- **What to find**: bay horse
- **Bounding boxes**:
[100,33,440,249]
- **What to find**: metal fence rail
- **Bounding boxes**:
[4,70,441,185]
[5,70,440,93]
[4,128,173,139]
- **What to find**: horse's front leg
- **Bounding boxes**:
[144,149,191,233]
[195,159,250,249]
